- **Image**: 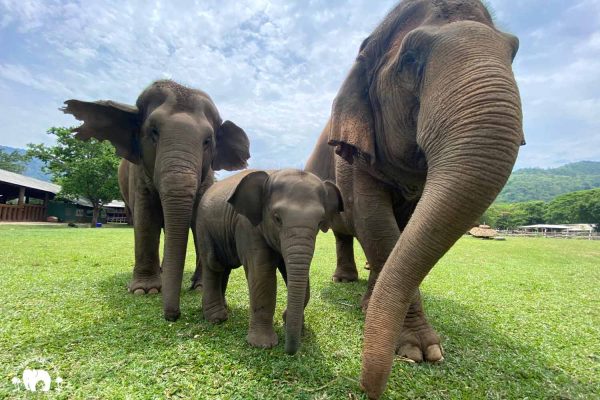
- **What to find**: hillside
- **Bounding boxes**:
[0,145,50,181]
[497,161,600,203]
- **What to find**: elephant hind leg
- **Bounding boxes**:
[189,256,203,291]
[332,232,359,283]
[396,289,443,363]
[190,219,203,291]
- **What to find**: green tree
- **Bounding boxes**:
[27,127,121,226]
[481,202,544,230]
[0,149,30,174]
[544,189,600,226]
[516,201,546,225]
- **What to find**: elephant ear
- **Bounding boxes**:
[324,181,344,214]
[328,60,376,165]
[321,180,344,233]
[227,171,269,226]
[61,100,141,164]
[213,120,251,171]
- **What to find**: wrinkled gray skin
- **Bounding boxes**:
[305,1,524,398]
[196,169,343,354]
[62,80,250,322]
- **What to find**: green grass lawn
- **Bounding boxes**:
[1,225,599,399]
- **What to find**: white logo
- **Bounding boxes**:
[10,358,63,393]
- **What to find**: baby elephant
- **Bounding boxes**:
[196,169,343,354]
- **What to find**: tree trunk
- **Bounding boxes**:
[91,203,100,227]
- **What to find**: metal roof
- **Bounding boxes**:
[0,169,124,208]
[71,198,125,208]
[105,200,125,208]
[0,168,60,194]
[520,224,569,229]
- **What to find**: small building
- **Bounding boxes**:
[519,224,569,233]
[564,224,596,233]
[0,168,59,222]
[104,200,128,223]
[47,199,127,224]
[1,168,127,224]
[46,199,103,224]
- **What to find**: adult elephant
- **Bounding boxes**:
[62,80,250,321]
[305,0,524,398]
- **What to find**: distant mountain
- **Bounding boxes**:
[0,145,51,181]
[3,144,599,203]
[497,161,600,203]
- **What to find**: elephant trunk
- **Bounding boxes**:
[281,228,316,355]
[158,154,201,321]
[360,52,523,397]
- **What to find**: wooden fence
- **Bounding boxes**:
[0,204,47,222]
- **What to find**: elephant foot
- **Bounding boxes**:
[190,267,203,291]
[247,329,278,349]
[332,266,358,283]
[361,290,372,313]
[128,275,161,295]
[164,309,181,322]
[396,308,443,363]
[190,279,202,292]
[204,306,228,324]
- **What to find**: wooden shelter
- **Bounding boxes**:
[0,168,59,222]
[469,224,498,239]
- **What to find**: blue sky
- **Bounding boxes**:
[1,0,599,170]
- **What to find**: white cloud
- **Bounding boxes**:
[0,0,394,167]
[0,0,599,170]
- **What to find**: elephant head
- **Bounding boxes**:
[228,169,343,354]
[327,1,524,397]
[62,80,250,319]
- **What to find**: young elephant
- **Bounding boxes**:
[196,169,343,354]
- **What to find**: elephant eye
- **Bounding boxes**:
[399,50,422,75]
[203,137,212,149]
[150,127,159,144]
[401,51,417,66]
[273,213,282,226]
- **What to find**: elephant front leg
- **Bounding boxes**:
[396,289,443,363]
[332,232,359,283]
[128,193,162,295]
[352,172,399,312]
[202,265,228,323]
[246,263,278,349]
